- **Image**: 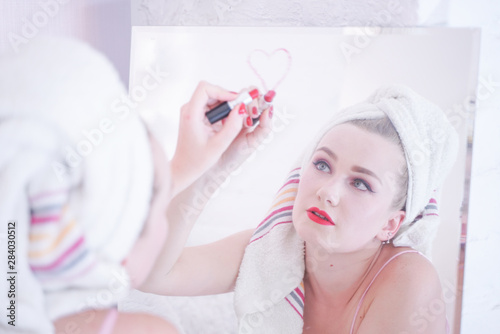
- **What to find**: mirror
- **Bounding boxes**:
[124,26,480,333]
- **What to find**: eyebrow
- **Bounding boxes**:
[316,146,382,184]
[317,147,337,161]
[352,166,382,184]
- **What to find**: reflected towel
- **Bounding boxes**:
[234,169,304,334]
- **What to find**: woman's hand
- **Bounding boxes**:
[170,81,273,196]
[170,81,244,196]
[214,86,274,176]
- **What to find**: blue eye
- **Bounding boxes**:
[353,179,373,192]
[313,160,331,173]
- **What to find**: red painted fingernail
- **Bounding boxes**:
[264,90,276,102]
[246,116,253,126]
[269,106,274,119]
[239,103,246,115]
[252,106,258,116]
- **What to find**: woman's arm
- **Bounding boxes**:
[137,164,232,294]
[356,253,447,334]
[139,227,254,296]
[138,82,273,295]
[138,154,255,295]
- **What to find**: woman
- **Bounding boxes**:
[141,85,458,333]
[0,37,272,333]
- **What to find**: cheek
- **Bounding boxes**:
[297,169,320,196]
[350,199,393,231]
[292,178,316,230]
[340,192,390,228]
[292,185,307,223]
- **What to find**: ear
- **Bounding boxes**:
[376,210,405,242]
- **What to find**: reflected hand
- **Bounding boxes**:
[213,86,274,176]
[171,81,247,196]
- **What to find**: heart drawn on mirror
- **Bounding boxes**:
[247,48,292,92]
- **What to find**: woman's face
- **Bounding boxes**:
[292,123,406,253]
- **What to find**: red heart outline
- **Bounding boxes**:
[247,48,292,91]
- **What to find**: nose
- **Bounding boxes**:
[316,177,341,207]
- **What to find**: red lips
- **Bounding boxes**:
[306,207,335,226]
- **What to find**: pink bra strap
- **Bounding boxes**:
[98,308,119,334]
[349,250,419,334]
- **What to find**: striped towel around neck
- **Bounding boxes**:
[234,168,305,334]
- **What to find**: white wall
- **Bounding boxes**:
[448,1,500,332]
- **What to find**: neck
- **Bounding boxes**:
[304,241,383,307]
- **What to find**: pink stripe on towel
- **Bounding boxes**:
[30,236,84,271]
[256,206,294,228]
[31,215,60,224]
[276,179,299,193]
[285,297,303,319]
[250,221,292,244]
[294,287,304,302]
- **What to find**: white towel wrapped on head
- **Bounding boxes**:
[0,37,153,332]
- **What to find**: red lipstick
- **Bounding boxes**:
[306,207,335,226]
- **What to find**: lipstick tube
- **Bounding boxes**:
[206,89,259,124]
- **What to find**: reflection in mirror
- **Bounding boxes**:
[126,27,480,334]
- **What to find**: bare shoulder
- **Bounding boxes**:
[376,246,442,295]
[355,247,447,334]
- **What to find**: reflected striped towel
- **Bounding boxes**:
[249,169,299,244]
[234,168,306,334]
[397,190,442,259]
[285,282,305,319]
